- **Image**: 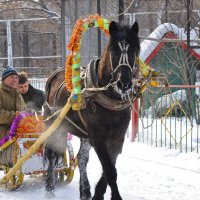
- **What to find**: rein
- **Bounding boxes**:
[43,106,88,136]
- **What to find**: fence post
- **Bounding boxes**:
[131,99,139,142]
[7,20,13,67]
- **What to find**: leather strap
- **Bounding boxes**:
[84,58,132,111]
[94,93,130,111]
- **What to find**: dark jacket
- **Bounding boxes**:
[21,84,46,111]
[0,83,27,139]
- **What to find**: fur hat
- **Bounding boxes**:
[2,66,18,81]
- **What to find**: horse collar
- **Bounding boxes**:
[84,59,131,111]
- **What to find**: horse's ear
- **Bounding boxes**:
[131,22,139,35]
[109,21,121,35]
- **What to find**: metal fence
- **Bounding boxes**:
[29,78,47,92]
[0,17,62,77]
[138,85,200,153]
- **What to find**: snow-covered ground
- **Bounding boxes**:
[1,133,200,200]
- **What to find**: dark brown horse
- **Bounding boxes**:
[44,21,140,200]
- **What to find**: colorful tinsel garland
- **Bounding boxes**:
[64,15,110,110]
[0,112,32,146]
[65,15,110,92]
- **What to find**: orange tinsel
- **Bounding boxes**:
[68,19,84,52]
[65,54,73,92]
[16,116,46,134]
[65,18,84,92]
[65,15,111,92]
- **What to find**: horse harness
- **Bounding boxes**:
[46,58,140,136]
[51,58,139,112]
[83,58,138,111]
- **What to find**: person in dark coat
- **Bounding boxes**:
[17,72,46,113]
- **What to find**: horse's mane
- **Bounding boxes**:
[98,44,111,81]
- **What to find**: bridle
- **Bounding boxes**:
[108,39,138,98]
[110,40,136,82]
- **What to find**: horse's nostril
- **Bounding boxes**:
[117,81,131,92]
[123,84,130,91]
[124,84,129,89]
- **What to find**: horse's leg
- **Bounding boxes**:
[44,147,58,197]
[92,138,123,200]
[77,138,91,200]
[92,173,107,200]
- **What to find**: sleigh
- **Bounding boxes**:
[0,114,77,190]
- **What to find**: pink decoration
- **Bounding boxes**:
[0,111,32,146]
[67,133,73,141]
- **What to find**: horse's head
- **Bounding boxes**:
[109,21,140,94]
[98,21,140,99]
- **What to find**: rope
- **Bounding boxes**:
[64,116,88,136]
[43,108,63,121]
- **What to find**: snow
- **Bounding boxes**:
[1,129,200,200]
[140,23,200,62]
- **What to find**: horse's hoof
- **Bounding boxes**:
[111,196,122,200]
[81,196,92,200]
[80,195,92,200]
[45,190,55,199]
